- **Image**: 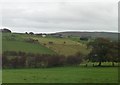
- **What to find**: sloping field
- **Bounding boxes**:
[2,40,56,54]
[31,37,90,56]
[46,44,89,56]
[2,33,90,56]
[2,33,56,54]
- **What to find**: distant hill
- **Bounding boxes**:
[54,31,118,40]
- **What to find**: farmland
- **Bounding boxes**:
[2,40,55,55]
[2,67,118,83]
[2,33,90,56]
[32,37,89,56]
[2,32,119,83]
[2,33,56,55]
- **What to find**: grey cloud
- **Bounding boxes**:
[2,1,118,33]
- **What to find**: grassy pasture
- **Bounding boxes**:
[2,40,56,55]
[2,33,56,54]
[31,37,90,56]
[32,37,81,45]
[2,67,118,83]
[2,33,90,56]
[47,44,89,56]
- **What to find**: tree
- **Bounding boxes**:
[1,28,11,33]
[87,38,112,66]
[29,32,34,35]
[25,32,28,34]
[106,41,119,66]
[80,37,88,41]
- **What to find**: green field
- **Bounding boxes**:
[2,67,118,83]
[2,40,55,54]
[2,33,56,54]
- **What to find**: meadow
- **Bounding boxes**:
[2,40,55,55]
[2,66,118,83]
[2,33,90,56]
[25,34,90,56]
[2,33,56,54]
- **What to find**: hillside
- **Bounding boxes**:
[2,33,90,56]
[3,31,117,56]
[2,33,56,55]
[55,31,118,40]
[26,35,90,56]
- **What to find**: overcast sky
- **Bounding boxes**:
[1,0,118,33]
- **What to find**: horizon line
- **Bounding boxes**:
[11,30,119,34]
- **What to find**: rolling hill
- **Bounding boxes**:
[2,33,90,56]
[3,31,117,56]
[2,33,56,55]
[55,31,118,40]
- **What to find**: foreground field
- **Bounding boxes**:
[3,67,118,83]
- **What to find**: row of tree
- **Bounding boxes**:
[2,51,83,68]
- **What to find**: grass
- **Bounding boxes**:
[31,37,90,56]
[2,40,55,55]
[2,67,118,83]
[2,33,56,54]
[32,37,81,45]
[47,44,90,56]
[68,36,89,44]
